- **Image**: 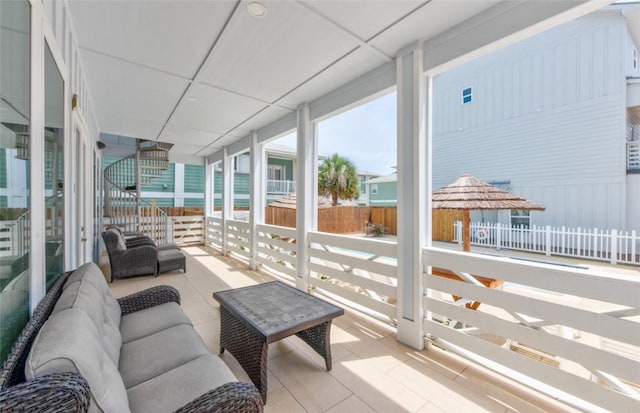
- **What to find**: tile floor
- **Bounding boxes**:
[103,245,580,413]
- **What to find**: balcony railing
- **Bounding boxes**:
[204,218,640,412]
[267,179,295,195]
[628,141,640,172]
[423,247,640,412]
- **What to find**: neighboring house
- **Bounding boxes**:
[0,149,28,208]
[367,8,640,232]
[356,170,380,205]
[103,142,297,209]
[365,173,397,207]
[212,143,296,208]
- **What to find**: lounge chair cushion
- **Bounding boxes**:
[126,354,236,413]
[119,324,209,388]
[119,302,192,343]
[113,229,128,251]
[25,309,130,413]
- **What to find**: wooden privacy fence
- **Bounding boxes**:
[266,205,460,241]
[266,206,372,234]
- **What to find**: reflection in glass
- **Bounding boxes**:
[44,44,64,290]
[0,0,31,362]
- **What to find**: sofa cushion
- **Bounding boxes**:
[119,302,192,343]
[66,261,122,327]
[126,354,236,413]
[119,324,209,388]
[25,308,130,413]
[53,278,122,366]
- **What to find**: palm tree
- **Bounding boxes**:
[318,153,359,206]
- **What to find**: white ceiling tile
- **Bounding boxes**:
[193,146,220,157]
[371,0,501,56]
[199,0,360,102]
[68,0,236,78]
[159,125,222,147]
[167,143,211,157]
[210,134,245,148]
[302,0,424,41]
[171,83,267,133]
[99,113,165,141]
[278,47,389,109]
[238,105,295,133]
[81,50,189,135]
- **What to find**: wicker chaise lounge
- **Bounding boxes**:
[102,227,186,281]
[0,262,263,412]
[107,226,179,251]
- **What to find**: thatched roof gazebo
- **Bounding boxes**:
[432,174,545,252]
[268,194,333,209]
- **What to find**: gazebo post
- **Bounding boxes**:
[462,209,471,252]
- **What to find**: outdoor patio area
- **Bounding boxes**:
[102,246,581,413]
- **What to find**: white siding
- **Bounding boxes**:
[432,12,630,230]
[627,174,640,231]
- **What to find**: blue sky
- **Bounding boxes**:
[275,92,397,176]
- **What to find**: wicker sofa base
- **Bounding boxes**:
[0,263,262,413]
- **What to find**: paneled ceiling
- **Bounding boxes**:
[67,0,595,159]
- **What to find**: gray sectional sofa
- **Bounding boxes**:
[0,262,263,412]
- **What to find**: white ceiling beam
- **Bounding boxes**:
[422,0,613,75]
[257,112,297,145]
[227,136,251,157]
[309,60,396,122]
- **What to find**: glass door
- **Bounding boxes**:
[0,0,31,362]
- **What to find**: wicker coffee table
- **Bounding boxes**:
[213,281,344,403]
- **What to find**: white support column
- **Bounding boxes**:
[249,131,265,270]
[29,1,46,314]
[204,160,213,217]
[221,147,234,255]
[174,163,185,207]
[396,42,428,350]
[296,104,317,292]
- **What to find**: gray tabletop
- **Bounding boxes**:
[214,281,344,342]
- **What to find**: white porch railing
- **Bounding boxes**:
[0,221,16,257]
[203,218,640,411]
[308,231,397,322]
[256,223,297,283]
[171,216,204,246]
[628,141,640,171]
[226,219,251,262]
[423,247,640,412]
[205,217,223,250]
[454,222,640,265]
[266,179,295,195]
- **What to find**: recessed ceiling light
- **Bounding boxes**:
[185,96,198,102]
[247,2,267,18]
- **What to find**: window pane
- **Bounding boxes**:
[44,44,64,290]
[0,0,31,362]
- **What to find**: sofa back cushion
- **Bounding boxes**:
[53,263,122,365]
[66,262,122,326]
[26,308,130,413]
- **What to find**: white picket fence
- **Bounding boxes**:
[454,221,640,265]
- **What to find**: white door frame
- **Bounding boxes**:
[71,110,91,267]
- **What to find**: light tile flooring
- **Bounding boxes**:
[103,246,580,413]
